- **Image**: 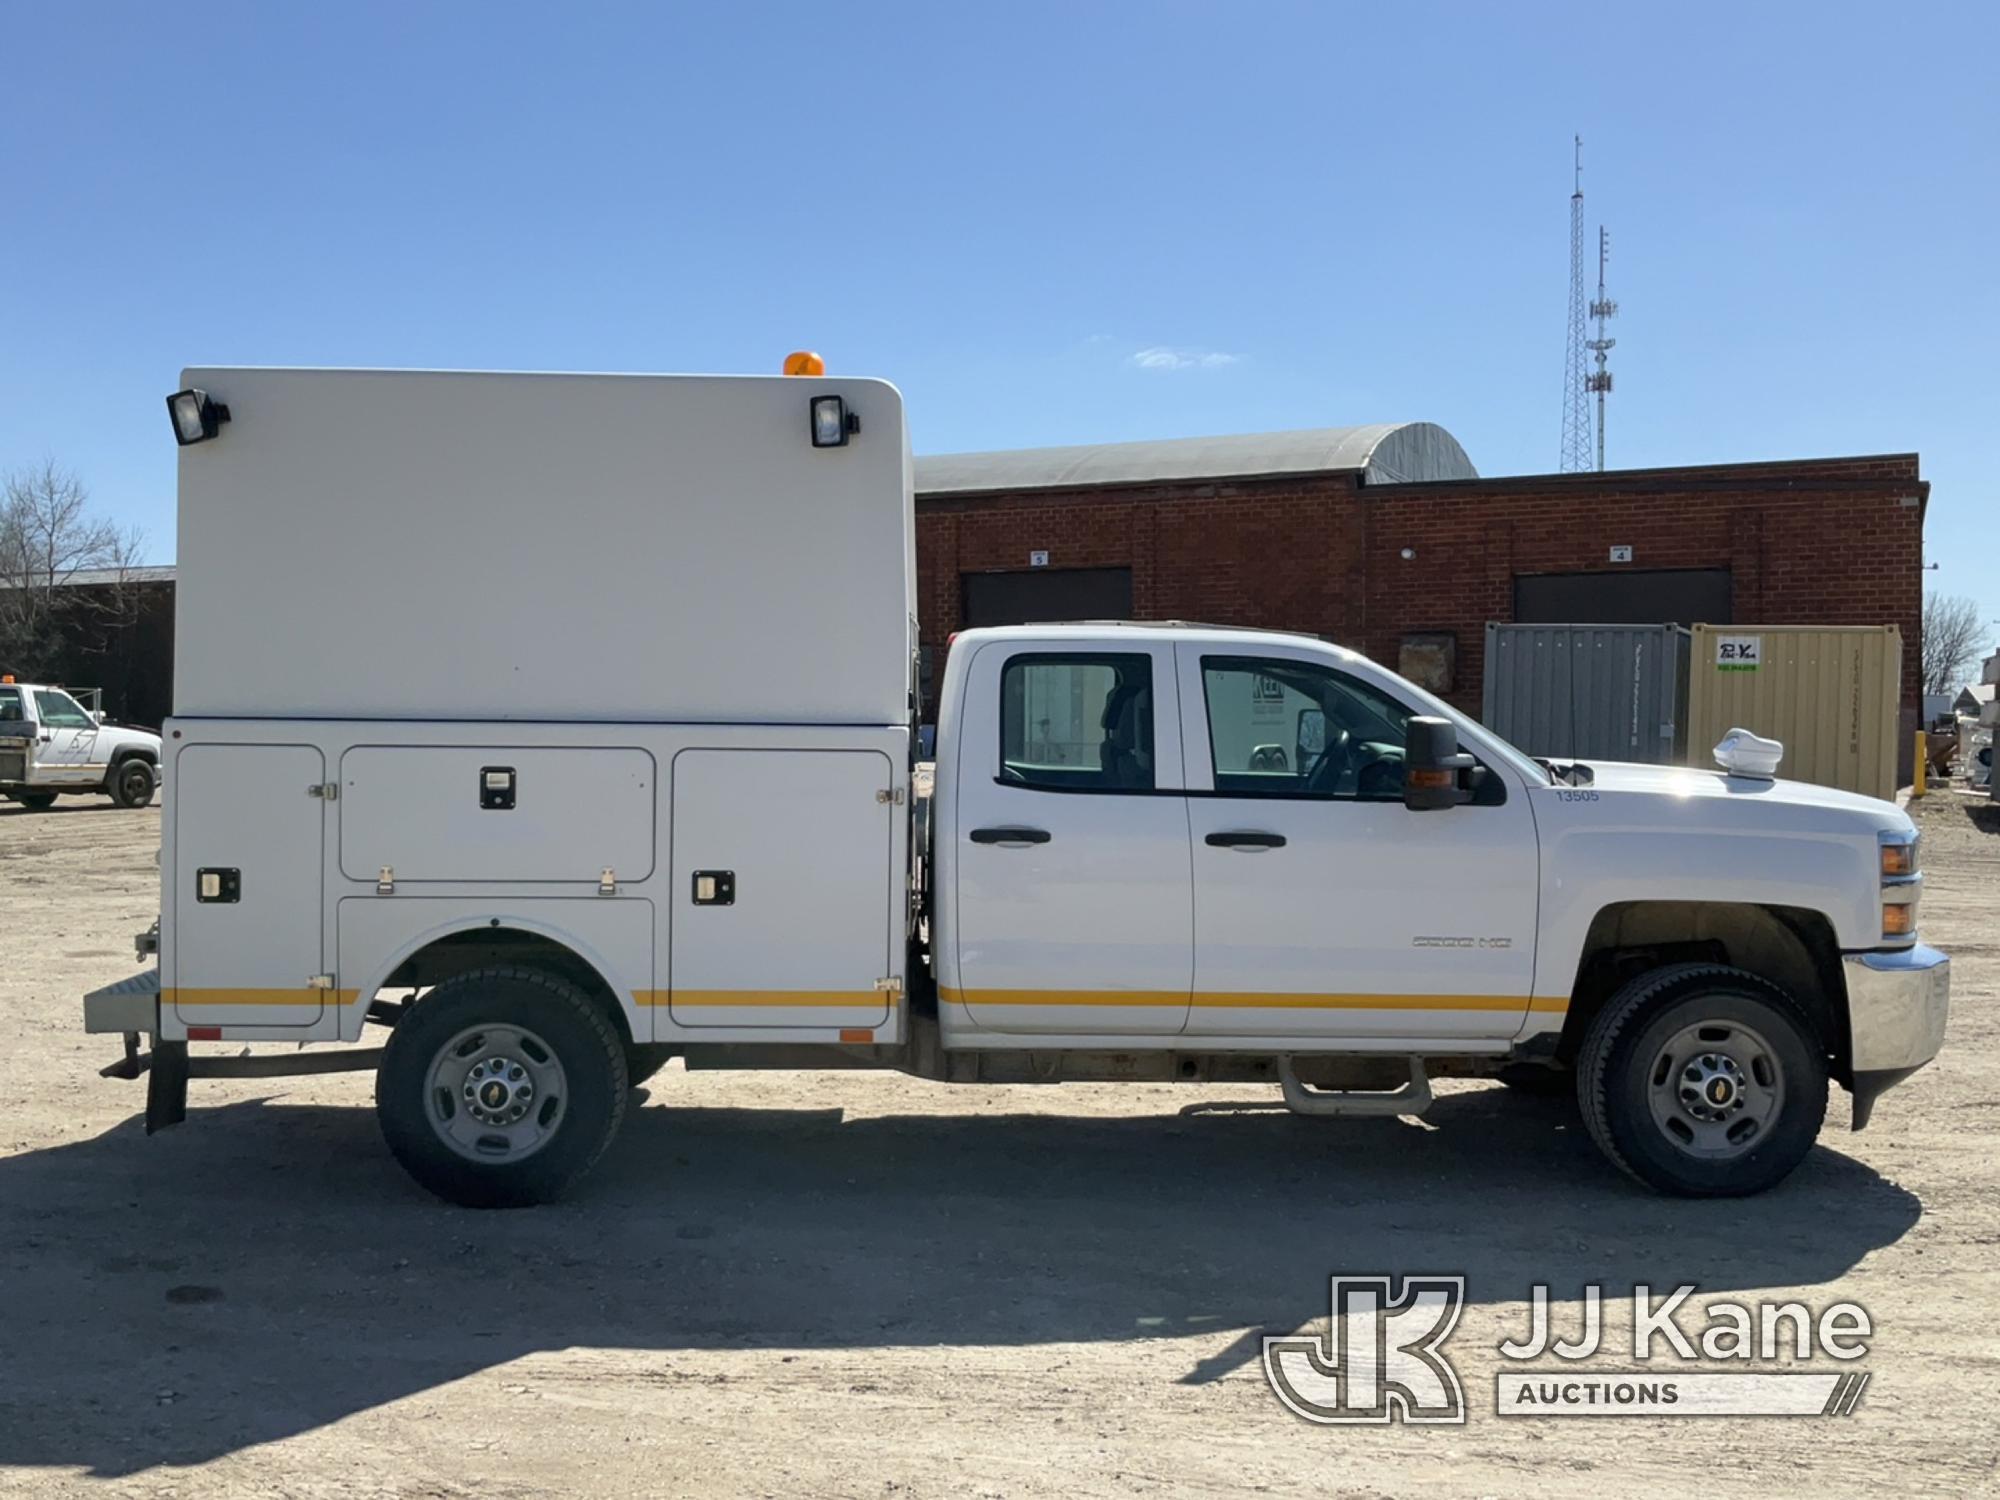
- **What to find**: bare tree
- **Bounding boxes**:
[1921,590,1985,698]
[0,461,146,679]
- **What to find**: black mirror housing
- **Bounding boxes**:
[1404,715,1477,811]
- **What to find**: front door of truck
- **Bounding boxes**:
[949,639,1193,1035]
[31,688,101,784]
[1176,645,1542,1040]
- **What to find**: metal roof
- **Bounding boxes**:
[31,565,179,588]
[914,422,1476,495]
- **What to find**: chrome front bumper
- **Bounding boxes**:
[1845,944,1950,1072]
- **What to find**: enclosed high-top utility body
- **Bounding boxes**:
[85,365,1949,1207]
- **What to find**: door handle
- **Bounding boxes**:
[1205,830,1287,849]
[970,825,1052,846]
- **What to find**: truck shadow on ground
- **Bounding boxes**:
[0,801,134,818]
[0,1085,1921,1476]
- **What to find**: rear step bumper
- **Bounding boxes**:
[84,969,161,1033]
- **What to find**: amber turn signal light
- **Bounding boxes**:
[1880,842,1916,879]
[1882,903,1916,938]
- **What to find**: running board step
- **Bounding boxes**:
[1278,1056,1433,1118]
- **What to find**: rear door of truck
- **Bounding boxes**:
[948,637,1193,1034]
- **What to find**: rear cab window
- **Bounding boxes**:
[999,653,1155,791]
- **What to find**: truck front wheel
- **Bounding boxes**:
[377,966,629,1208]
[109,759,156,808]
[1577,963,1828,1197]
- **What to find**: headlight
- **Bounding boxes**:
[1881,840,1918,879]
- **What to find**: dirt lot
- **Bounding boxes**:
[1,793,1996,1498]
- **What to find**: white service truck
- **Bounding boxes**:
[1,679,161,809]
[83,366,1949,1207]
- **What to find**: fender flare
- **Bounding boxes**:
[337,910,644,1044]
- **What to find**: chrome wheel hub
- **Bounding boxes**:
[463,1055,536,1126]
[424,1023,568,1164]
[1646,1019,1785,1160]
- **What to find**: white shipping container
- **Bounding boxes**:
[173,368,915,725]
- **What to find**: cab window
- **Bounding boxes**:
[0,687,23,723]
[1000,653,1154,791]
[33,690,94,729]
[1201,656,1411,799]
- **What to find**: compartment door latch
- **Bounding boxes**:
[308,782,339,800]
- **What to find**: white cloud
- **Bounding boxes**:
[1128,346,1242,371]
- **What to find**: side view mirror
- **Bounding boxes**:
[1404,716,1478,811]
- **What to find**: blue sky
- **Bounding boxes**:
[2,2,1994,649]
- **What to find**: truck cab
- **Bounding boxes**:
[0,679,161,809]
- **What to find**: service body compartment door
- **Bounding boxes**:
[668,749,895,1030]
[173,743,326,1028]
[339,746,655,884]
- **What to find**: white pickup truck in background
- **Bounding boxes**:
[0,679,161,809]
[82,366,1949,1208]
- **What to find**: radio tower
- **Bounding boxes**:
[1559,137,1592,472]
[1586,226,1617,470]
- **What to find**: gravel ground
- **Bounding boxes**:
[0,790,1995,1498]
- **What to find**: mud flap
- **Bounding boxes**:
[146,1041,189,1133]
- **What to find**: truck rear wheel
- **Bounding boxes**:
[109,759,156,808]
[1578,963,1827,1197]
[377,966,629,1208]
[12,791,58,811]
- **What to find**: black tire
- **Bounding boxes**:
[14,791,58,811]
[377,966,629,1208]
[109,758,156,808]
[1577,963,1827,1197]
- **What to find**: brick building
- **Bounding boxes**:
[45,425,1928,770]
[913,426,1927,769]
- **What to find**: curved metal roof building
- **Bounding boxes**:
[914,422,1476,494]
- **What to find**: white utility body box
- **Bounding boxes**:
[173,367,915,724]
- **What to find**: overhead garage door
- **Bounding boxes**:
[962,567,1133,628]
[1514,568,1732,627]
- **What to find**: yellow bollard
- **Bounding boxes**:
[1912,731,1927,799]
